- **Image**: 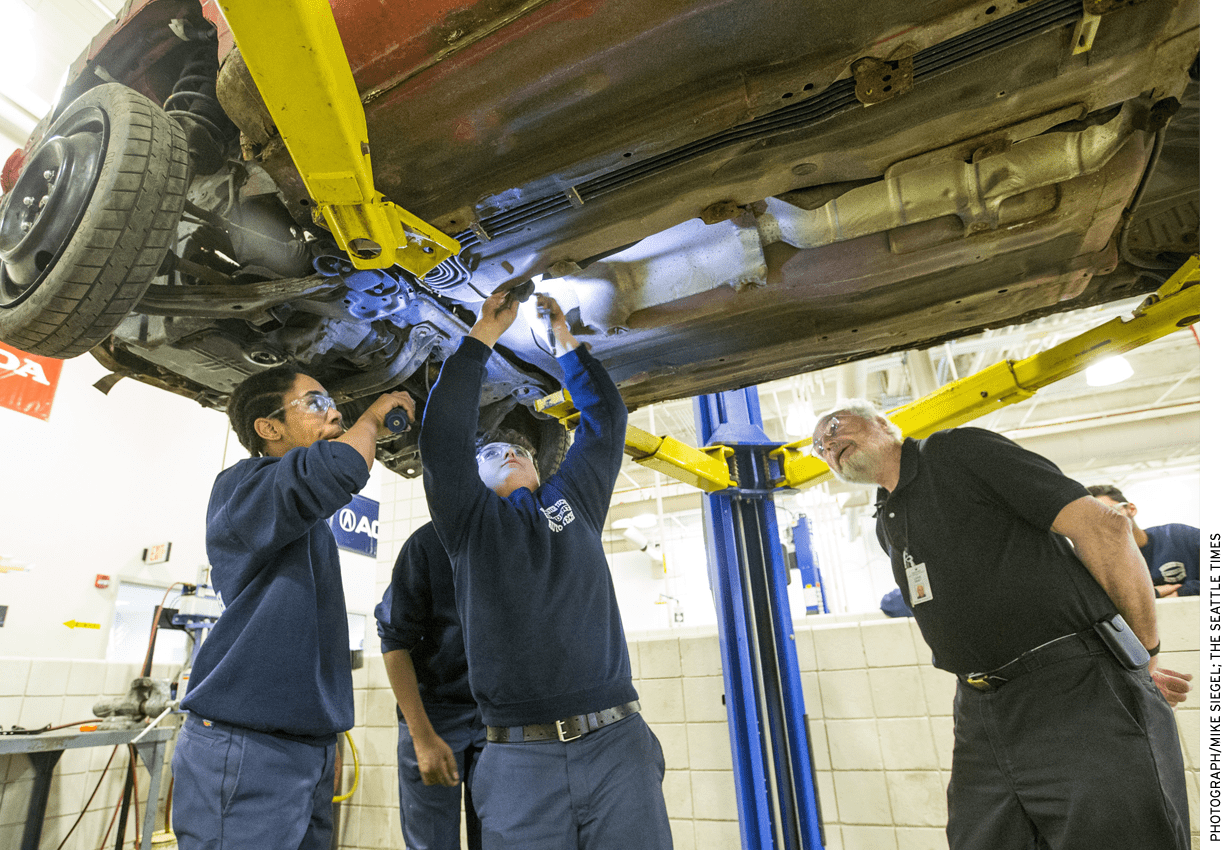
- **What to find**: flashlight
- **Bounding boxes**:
[384,409,410,433]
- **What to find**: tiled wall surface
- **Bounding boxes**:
[0,660,180,850]
[0,597,1200,850]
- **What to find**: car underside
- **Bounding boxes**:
[0,0,1200,477]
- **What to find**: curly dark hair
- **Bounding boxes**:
[226,365,306,457]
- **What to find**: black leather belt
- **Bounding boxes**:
[961,628,1103,692]
[486,701,640,743]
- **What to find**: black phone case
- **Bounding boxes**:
[1093,615,1151,669]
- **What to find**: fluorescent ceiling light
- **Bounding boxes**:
[1084,355,1134,387]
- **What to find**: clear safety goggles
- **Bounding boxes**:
[476,442,534,464]
[268,392,337,419]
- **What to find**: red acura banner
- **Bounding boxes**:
[0,340,63,421]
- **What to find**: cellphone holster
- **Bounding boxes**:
[1093,614,1150,669]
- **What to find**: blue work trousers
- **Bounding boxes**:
[397,718,485,850]
[947,650,1189,850]
[470,712,672,850]
[171,714,337,850]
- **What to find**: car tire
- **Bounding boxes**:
[499,404,570,480]
[0,84,190,358]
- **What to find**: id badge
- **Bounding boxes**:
[904,550,933,606]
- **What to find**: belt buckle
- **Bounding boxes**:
[555,717,583,742]
[964,673,997,691]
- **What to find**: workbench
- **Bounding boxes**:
[0,725,175,850]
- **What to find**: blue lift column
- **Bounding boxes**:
[792,517,830,616]
[694,388,825,850]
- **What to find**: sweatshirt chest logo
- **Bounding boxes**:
[540,499,576,533]
[1159,561,1187,583]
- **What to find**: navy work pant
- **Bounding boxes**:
[470,712,672,850]
[396,718,485,850]
[171,714,337,850]
[947,649,1189,850]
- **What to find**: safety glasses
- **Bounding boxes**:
[476,442,534,464]
[268,392,337,419]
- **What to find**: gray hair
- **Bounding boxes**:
[814,398,903,442]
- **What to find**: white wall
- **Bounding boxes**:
[0,355,383,660]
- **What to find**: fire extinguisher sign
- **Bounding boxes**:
[0,340,63,422]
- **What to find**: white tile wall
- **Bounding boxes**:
[868,666,927,717]
[680,675,726,722]
[826,718,885,770]
[655,722,689,768]
[639,637,683,678]
[0,659,31,696]
[833,770,893,825]
[693,817,742,850]
[885,771,947,827]
[812,624,868,670]
[685,722,733,771]
[638,678,686,724]
[842,823,898,849]
[860,620,917,667]
[817,669,874,718]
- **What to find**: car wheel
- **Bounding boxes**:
[0,84,190,358]
[498,404,570,480]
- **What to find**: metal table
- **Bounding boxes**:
[0,725,175,850]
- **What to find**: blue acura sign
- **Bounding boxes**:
[329,494,380,558]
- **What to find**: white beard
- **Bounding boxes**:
[830,447,879,485]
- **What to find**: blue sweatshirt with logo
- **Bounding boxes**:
[419,336,636,728]
[182,440,368,741]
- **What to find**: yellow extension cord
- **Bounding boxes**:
[332,730,360,802]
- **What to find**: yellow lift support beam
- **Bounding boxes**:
[538,256,1199,494]
[774,256,1199,490]
[216,0,459,275]
[535,392,736,492]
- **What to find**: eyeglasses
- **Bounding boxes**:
[268,392,337,419]
[812,415,843,457]
[476,442,534,464]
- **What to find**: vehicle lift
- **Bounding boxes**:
[211,3,1199,846]
[537,255,1199,850]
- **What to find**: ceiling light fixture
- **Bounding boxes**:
[1084,355,1134,387]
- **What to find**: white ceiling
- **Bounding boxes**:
[0,0,125,150]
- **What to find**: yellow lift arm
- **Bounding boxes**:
[538,257,1199,494]
[216,0,459,275]
[773,256,1200,489]
[536,391,736,492]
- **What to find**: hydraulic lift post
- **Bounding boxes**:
[693,388,825,850]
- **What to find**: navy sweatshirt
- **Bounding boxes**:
[182,440,369,740]
[374,521,481,744]
[419,336,637,727]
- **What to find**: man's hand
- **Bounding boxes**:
[1152,667,1193,708]
[536,294,579,353]
[335,390,416,468]
[1156,583,1182,598]
[363,391,416,437]
[469,290,521,348]
[413,730,460,786]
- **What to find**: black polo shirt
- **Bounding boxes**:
[875,428,1116,675]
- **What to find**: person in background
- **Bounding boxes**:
[812,400,1190,850]
[880,587,913,618]
[418,291,672,850]
[1087,484,1200,597]
[173,364,413,850]
[376,521,485,850]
